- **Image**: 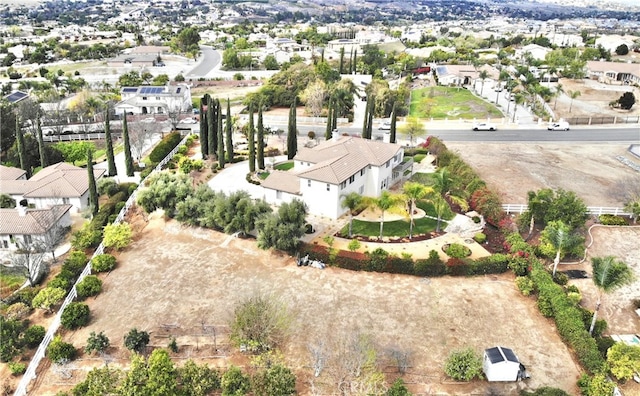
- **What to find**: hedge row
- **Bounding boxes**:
[299,243,509,277]
[148,131,183,164]
[529,261,606,374]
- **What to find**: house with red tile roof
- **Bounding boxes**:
[0,204,72,252]
[262,135,412,219]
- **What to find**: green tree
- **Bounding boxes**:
[588,256,634,335]
[103,103,117,176]
[431,167,468,211]
[341,192,364,238]
[386,378,412,396]
[85,331,110,355]
[540,220,582,277]
[553,83,564,110]
[257,105,265,170]
[478,70,489,96]
[256,199,307,252]
[119,352,148,394]
[118,71,144,87]
[444,347,483,381]
[367,190,403,239]
[263,54,279,70]
[47,335,76,364]
[61,302,90,329]
[225,99,233,163]
[617,92,635,110]
[146,348,178,395]
[200,95,209,157]
[0,194,16,208]
[124,328,150,353]
[171,27,201,54]
[607,342,640,381]
[76,275,102,299]
[389,101,397,144]
[72,366,122,396]
[218,99,225,167]
[401,117,425,147]
[251,364,296,396]
[122,114,134,177]
[102,223,132,251]
[15,116,29,177]
[56,141,95,165]
[32,286,66,312]
[221,365,250,396]
[248,106,256,172]
[615,44,629,55]
[403,182,432,239]
[287,98,298,159]
[208,98,217,158]
[568,90,581,113]
[178,360,221,396]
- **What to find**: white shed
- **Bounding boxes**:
[483,346,527,382]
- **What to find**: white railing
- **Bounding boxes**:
[14,132,193,396]
[501,204,633,218]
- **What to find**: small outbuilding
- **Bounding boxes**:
[483,346,529,382]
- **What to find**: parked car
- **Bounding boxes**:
[472,122,497,131]
[547,121,570,131]
[180,117,197,124]
[378,121,391,130]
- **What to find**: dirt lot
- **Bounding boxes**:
[31,213,583,395]
[553,79,640,120]
[446,142,639,206]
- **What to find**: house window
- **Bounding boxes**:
[326,184,330,191]
[386,160,390,168]
[307,180,311,187]
[2,240,7,249]
[360,168,365,176]
[63,198,70,204]
[349,175,355,184]
[24,235,32,245]
[340,181,346,189]
[142,96,147,100]
[156,97,160,100]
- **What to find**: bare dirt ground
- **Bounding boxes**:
[446,142,639,206]
[553,79,640,120]
[32,213,583,395]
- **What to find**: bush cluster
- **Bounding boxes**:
[60,302,90,330]
[300,244,509,277]
[598,214,627,226]
[91,254,117,272]
[76,275,102,299]
[47,250,88,292]
[148,131,183,163]
[529,261,606,374]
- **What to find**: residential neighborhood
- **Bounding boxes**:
[1,0,639,395]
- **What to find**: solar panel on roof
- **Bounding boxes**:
[485,347,504,363]
[122,87,137,93]
[501,347,519,362]
[4,91,28,103]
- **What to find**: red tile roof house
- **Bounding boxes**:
[261,135,412,219]
[0,204,72,254]
[0,162,105,214]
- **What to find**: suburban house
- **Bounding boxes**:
[0,163,105,214]
[435,64,479,86]
[586,61,640,85]
[261,135,411,219]
[515,43,551,61]
[0,164,27,180]
[114,84,192,116]
[0,204,72,253]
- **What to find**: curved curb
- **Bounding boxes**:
[560,224,640,266]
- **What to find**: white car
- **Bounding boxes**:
[548,121,570,131]
[472,122,497,131]
[378,121,391,130]
[181,117,198,124]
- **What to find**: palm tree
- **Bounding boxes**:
[431,167,468,211]
[588,256,634,335]
[403,182,432,239]
[366,191,403,239]
[554,83,564,110]
[542,220,581,277]
[430,194,449,233]
[511,93,526,124]
[568,89,581,113]
[341,192,363,238]
[478,70,489,97]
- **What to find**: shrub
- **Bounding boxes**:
[444,243,471,258]
[149,132,182,163]
[414,250,446,276]
[537,295,554,317]
[516,276,535,296]
[21,325,45,348]
[520,387,570,396]
[0,316,27,362]
[168,337,178,353]
[61,302,90,329]
[444,348,483,381]
[566,291,582,306]
[91,254,116,272]
[47,335,76,364]
[221,365,250,396]
[47,273,72,291]
[508,255,530,276]
[124,328,149,353]
[12,287,39,306]
[85,331,110,355]
[552,272,568,286]
[32,287,66,312]
[8,361,26,376]
[598,214,627,226]
[5,302,31,320]
[63,250,88,276]
[97,177,118,196]
[469,253,509,275]
[347,239,361,252]
[102,223,133,251]
[71,223,102,249]
[76,275,102,299]
[230,294,291,353]
[366,248,389,272]
[473,232,486,244]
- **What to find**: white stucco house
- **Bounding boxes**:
[586,61,640,85]
[261,135,412,219]
[114,84,192,116]
[0,163,105,214]
[515,44,551,61]
[0,204,72,253]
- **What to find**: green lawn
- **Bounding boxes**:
[409,86,502,119]
[274,161,294,171]
[0,268,26,297]
[339,200,455,238]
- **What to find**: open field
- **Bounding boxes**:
[31,213,583,395]
[410,86,503,119]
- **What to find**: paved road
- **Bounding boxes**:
[186,46,221,78]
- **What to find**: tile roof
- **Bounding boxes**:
[1,162,105,198]
[587,61,640,76]
[0,205,72,235]
[295,136,401,184]
[261,171,301,194]
[0,165,26,180]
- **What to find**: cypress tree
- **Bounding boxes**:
[200,95,208,157]
[366,95,374,139]
[362,96,370,139]
[104,105,116,177]
[87,148,98,217]
[287,98,297,160]
[36,114,48,169]
[352,49,357,74]
[257,105,265,170]
[123,114,134,176]
[349,49,353,74]
[389,101,397,144]
[225,99,233,163]
[248,106,255,173]
[15,116,29,178]
[207,98,216,157]
[217,99,225,168]
[339,47,345,74]
[325,98,333,140]
[332,98,338,130]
